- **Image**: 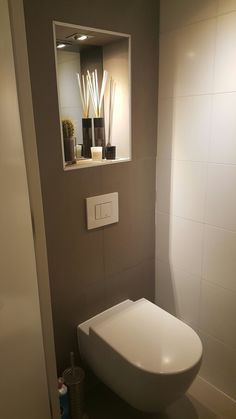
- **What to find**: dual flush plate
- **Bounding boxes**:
[86,192,119,230]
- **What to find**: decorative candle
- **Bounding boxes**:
[91,146,103,161]
[75,144,82,159]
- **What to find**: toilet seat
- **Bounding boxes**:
[90,298,202,374]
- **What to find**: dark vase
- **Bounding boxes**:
[93,117,105,158]
[105,145,116,160]
[82,118,92,158]
[64,137,76,164]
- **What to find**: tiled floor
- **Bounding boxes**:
[84,383,220,419]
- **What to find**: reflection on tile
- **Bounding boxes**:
[206,164,236,232]
[203,224,236,292]
[170,216,203,277]
[160,0,218,33]
[210,92,236,165]
[218,0,236,14]
[171,161,207,222]
[85,382,219,419]
[200,280,236,349]
[173,95,211,162]
[214,12,236,92]
[175,19,215,96]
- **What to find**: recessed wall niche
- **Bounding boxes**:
[53,22,131,170]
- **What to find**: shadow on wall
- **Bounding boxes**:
[155,88,177,317]
[156,0,210,322]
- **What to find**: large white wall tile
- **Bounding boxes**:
[203,225,236,292]
[171,161,207,222]
[210,92,236,164]
[156,260,201,326]
[156,160,172,213]
[157,0,236,407]
[160,0,218,33]
[200,280,236,349]
[158,32,176,99]
[218,0,236,15]
[173,95,211,162]
[175,19,216,96]
[214,12,236,93]
[170,216,203,276]
[199,331,236,400]
[157,98,174,160]
[206,164,236,231]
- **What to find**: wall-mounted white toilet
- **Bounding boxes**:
[77,298,202,412]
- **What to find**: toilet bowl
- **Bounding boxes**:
[77,298,202,412]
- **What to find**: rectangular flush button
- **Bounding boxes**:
[86,192,119,229]
[95,204,101,220]
[101,201,112,219]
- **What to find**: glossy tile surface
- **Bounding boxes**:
[199,331,236,400]
[200,280,236,349]
[203,225,236,292]
[157,0,236,403]
[173,95,211,162]
[205,164,236,231]
[210,92,236,164]
[218,0,236,14]
[170,216,203,276]
[214,12,236,92]
[175,20,216,96]
[171,161,207,222]
[160,0,218,33]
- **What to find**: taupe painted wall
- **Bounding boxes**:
[23,0,159,373]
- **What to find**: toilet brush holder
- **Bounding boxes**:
[63,353,85,419]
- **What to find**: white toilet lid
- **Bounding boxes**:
[91,299,202,374]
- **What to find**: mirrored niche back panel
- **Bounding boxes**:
[53,21,131,170]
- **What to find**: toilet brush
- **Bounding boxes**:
[63,352,85,419]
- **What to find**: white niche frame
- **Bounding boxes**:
[53,21,132,170]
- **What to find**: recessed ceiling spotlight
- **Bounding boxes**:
[78,35,88,41]
[57,43,66,49]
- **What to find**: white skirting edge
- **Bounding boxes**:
[188,375,236,419]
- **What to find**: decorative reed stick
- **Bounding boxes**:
[107,77,116,146]
[87,69,108,117]
[76,73,90,118]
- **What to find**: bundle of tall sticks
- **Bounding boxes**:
[77,69,116,145]
[77,69,108,118]
[76,73,90,118]
[107,77,116,146]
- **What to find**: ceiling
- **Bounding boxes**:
[55,24,126,52]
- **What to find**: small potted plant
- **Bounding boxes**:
[62,119,76,164]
